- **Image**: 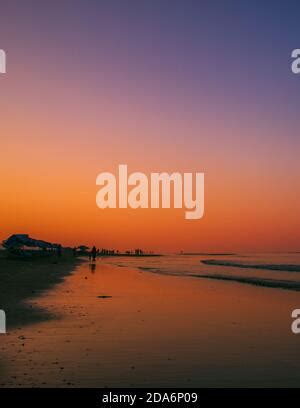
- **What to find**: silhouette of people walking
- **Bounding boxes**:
[91,246,97,262]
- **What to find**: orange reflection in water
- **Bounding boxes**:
[1,260,300,387]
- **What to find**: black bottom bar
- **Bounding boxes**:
[0,388,299,407]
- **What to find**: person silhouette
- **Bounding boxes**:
[91,246,97,262]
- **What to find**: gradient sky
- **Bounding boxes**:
[1,0,300,252]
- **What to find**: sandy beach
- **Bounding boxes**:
[1,255,300,387]
[0,252,83,330]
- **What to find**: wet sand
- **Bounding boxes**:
[0,253,83,330]
[1,259,300,387]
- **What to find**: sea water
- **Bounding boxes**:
[105,252,300,291]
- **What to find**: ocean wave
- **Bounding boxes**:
[180,253,236,256]
[138,267,180,276]
[139,266,300,291]
[192,274,300,291]
[201,259,300,272]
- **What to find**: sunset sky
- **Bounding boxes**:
[0,1,300,252]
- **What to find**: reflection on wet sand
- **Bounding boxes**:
[1,259,300,387]
[89,263,97,273]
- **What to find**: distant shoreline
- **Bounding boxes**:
[98,253,162,258]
